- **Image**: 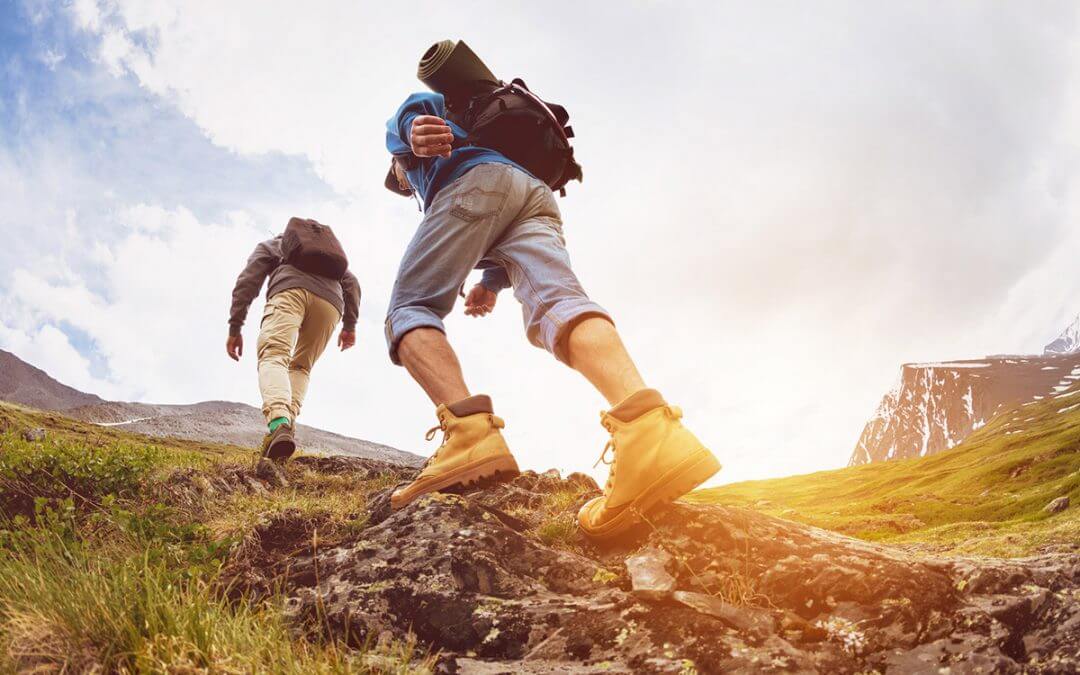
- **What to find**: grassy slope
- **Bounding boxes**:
[0,402,429,673]
[690,384,1080,557]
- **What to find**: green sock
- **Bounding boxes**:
[268,417,291,433]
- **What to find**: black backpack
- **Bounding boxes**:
[280,217,349,280]
[449,78,583,195]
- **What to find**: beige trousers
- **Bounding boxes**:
[256,288,340,424]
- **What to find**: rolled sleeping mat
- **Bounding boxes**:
[417,39,499,98]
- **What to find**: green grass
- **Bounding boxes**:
[0,402,432,673]
[690,385,1080,557]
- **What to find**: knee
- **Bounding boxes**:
[396,326,447,363]
[523,298,612,364]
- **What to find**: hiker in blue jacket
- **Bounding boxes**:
[382,87,720,542]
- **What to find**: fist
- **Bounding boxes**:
[464,284,497,318]
[410,115,454,158]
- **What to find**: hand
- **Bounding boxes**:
[410,115,454,158]
[226,334,243,361]
[464,284,497,318]
[338,330,356,351]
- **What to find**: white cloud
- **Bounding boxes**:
[0,321,118,399]
[5,205,265,403]
[71,0,102,31]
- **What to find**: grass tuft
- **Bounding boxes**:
[0,402,432,673]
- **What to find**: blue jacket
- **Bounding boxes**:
[385,92,528,210]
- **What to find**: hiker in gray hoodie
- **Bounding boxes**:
[227,234,360,460]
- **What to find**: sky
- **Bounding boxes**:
[1,1,1079,486]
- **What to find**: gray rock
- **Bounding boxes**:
[195,462,1080,673]
[624,546,676,599]
[20,427,45,442]
[1044,495,1070,514]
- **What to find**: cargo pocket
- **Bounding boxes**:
[259,298,277,329]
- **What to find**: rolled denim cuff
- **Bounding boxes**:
[384,306,447,366]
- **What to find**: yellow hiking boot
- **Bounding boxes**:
[391,395,520,510]
[578,389,721,541]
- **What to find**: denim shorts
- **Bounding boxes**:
[385,163,611,365]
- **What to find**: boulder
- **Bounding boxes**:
[1044,496,1070,514]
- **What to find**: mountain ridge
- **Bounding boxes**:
[0,348,420,466]
[850,314,1080,465]
[850,353,1080,465]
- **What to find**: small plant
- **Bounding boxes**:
[536,514,578,547]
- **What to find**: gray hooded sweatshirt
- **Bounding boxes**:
[229,236,360,336]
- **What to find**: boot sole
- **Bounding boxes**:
[264,438,296,463]
[390,454,520,510]
[579,448,721,541]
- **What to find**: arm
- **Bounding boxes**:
[228,240,278,337]
[337,271,360,351]
[341,271,361,332]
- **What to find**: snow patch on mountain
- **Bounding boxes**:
[1045,314,1080,355]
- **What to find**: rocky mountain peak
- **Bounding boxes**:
[1045,314,1080,355]
[850,353,1080,465]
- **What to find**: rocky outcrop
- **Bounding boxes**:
[1045,314,1080,355]
[850,353,1080,465]
[219,458,1080,673]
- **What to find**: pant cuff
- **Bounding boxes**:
[549,305,614,365]
[385,306,448,366]
[264,406,292,425]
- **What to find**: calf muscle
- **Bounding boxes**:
[566,317,647,406]
[397,328,471,405]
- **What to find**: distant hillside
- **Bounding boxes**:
[0,349,104,410]
[0,350,420,465]
[693,377,1080,556]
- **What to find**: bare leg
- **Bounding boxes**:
[397,327,471,406]
[566,317,647,406]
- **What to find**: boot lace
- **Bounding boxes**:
[421,413,505,466]
[593,406,683,495]
[420,413,450,469]
[594,417,617,495]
